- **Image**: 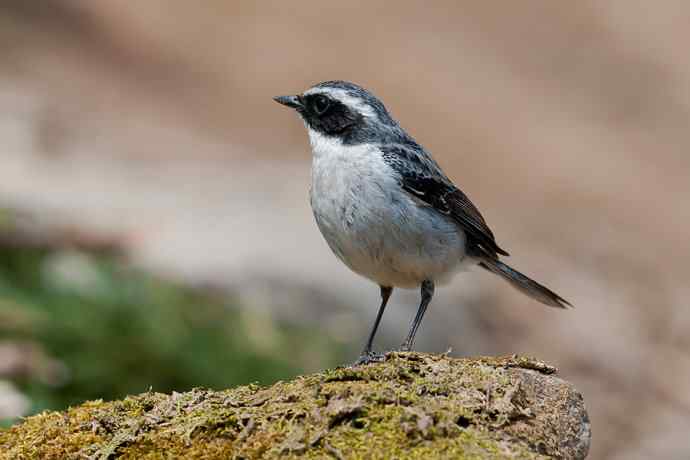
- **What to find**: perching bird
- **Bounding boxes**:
[274,81,570,364]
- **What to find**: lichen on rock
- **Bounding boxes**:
[0,352,590,459]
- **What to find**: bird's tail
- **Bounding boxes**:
[478,258,571,309]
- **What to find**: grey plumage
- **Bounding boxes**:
[274,80,570,363]
[478,258,570,308]
[378,143,510,260]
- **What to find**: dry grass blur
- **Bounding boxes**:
[1,1,689,458]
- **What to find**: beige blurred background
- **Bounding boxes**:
[1,1,689,458]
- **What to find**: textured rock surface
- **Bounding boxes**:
[0,353,590,459]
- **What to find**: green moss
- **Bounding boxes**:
[0,353,590,459]
[0,237,347,424]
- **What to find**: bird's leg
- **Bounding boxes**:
[400,280,435,352]
[355,286,393,365]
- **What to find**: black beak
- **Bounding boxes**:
[273,95,303,110]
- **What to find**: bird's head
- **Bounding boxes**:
[274,80,406,145]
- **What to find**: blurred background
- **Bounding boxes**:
[0,1,689,458]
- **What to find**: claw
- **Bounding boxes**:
[354,351,385,366]
[398,343,412,352]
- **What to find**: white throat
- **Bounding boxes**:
[307,128,344,160]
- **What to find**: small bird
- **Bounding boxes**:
[274,81,570,364]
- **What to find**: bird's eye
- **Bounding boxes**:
[312,95,331,115]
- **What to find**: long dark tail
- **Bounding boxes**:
[479,258,571,309]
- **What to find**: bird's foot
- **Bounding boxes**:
[354,350,385,366]
[398,343,413,352]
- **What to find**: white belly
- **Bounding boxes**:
[309,134,468,289]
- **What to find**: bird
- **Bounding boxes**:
[273,80,570,365]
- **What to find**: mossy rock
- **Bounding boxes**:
[0,353,590,459]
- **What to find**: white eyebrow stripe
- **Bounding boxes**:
[304,87,378,120]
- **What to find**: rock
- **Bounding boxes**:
[0,352,590,459]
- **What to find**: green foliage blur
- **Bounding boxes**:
[0,213,346,425]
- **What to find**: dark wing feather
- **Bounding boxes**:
[380,144,509,259]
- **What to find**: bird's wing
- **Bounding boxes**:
[380,144,509,259]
